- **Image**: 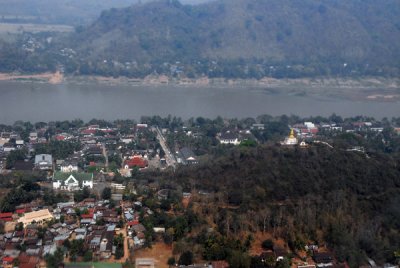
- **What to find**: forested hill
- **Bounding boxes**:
[69,0,400,75]
[171,145,400,265]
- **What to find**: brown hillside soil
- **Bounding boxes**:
[249,232,286,256]
[133,242,172,268]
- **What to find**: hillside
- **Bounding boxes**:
[68,0,400,76]
[0,0,143,25]
[168,145,400,266]
[0,0,212,26]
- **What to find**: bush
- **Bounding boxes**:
[167,256,176,266]
[178,251,193,265]
[261,239,274,250]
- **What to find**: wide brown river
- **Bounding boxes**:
[0,80,399,124]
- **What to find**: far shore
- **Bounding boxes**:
[0,72,399,102]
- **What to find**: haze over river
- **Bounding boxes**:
[0,80,399,124]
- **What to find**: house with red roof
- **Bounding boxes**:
[124,155,148,169]
[0,212,13,222]
[15,209,26,215]
[2,256,14,266]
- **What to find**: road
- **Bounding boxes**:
[115,227,130,263]
[102,143,109,171]
[154,127,177,168]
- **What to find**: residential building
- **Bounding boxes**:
[124,155,148,169]
[219,131,240,145]
[18,209,54,227]
[53,172,93,191]
[60,160,79,173]
[176,147,198,165]
[34,154,53,170]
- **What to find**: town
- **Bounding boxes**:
[0,115,399,268]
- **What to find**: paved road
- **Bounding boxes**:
[154,127,176,168]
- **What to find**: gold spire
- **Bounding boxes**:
[289,128,295,138]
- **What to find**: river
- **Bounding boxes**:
[0,80,399,124]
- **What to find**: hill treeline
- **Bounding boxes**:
[64,0,400,77]
[166,145,400,266]
[0,0,400,78]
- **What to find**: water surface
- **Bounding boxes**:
[0,81,399,124]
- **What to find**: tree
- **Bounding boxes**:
[74,186,91,202]
[5,149,26,169]
[178,251,193,265]
[167,256,176,266]
[114,233,124,259]
[227,250,251,268]
[102,187,112,200]
[15,222,23,231]
[83,250,93,262]
[261,239,274,250]
[276,258,290,268]
[45,248,64,268]
[163,228,174,245]
[69,239,85,260]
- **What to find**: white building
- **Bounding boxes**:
[53,172,93,191]
[304,122,315,129]
[34,154,53,170]
[219,131,241,145]
[60,161,79,173]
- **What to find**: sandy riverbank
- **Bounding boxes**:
[0,71,63,84]
[0,72,398,102]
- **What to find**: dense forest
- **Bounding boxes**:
[157,144,400,267]
[0,0,399,78]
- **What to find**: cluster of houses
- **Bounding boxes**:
[0,123,167,175]
[1,119,394,174]
[0,195,158,267]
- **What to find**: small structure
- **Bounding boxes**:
[29,132,38,142]
[157,189,170,200]
[34,154,53,170]
[300,141,309,148]
[60,160,79,173]
[313,252,334,268]
[281,129,298,146]
[176,147,198,165]
[219,131,240,145]
[18,209,54,227]
[53,172,93,191]
[135,258,155,268]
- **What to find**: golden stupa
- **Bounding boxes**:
[281,128,298,145]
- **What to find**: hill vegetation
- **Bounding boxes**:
[0,0,212,26]
[161,144,400,266]
[0,0,399,78]
[0,0,140,25]
[65,0,400,77]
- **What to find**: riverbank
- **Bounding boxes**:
[0,72,398,102]
[0,71,63,84]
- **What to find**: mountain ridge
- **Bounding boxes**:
[70,0,400,69]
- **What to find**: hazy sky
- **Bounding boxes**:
[180,0,213,4]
